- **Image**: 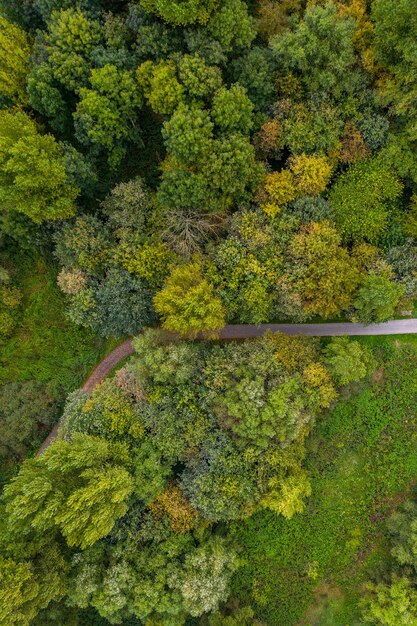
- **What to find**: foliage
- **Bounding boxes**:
[0,16,31,104]
[270,4,359,99]
[288,221,361,318]
[352,272,404,324]
[211,84,254,134]
[0,381,58,462]
[329,158,403,243]
[75,64,143,166]
[44,7,102,90]
[289,154,332,197]
[324,337,374,385]
[2,433,133,552]
[361,577,417,626]
[0,110,78,223]
[137,60,184,116]
[154,260,225,337]
[139,0,219,25]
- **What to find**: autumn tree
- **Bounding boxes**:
[0,110,78,223]
[288,221,361,318]
[154,260,225,337]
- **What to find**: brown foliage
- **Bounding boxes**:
[149,483,200,534]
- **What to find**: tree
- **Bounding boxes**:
[208,0,256,53]
[45,7,102,90]
[0,16,31,104]
[162,104,214,165]
[75,64,143,167]
[372,0,417,126]
[139,0,219,25]
[361,577,417,626]
[324,337,374,385]
[2,434,134,552]
[288,221,361,318]
[27,62,69,132]
[0,557,40,626]
[330,158,403,243]
[69,268,156,338]
[231,47,275,112]
[154,260,225,338]
[0,381,58,461]
[263,170,297,210]
[211,84,254,134]
[387,499,417,570]
[137,60,184,115]
[176,538,240,616]
[178,54,222,99]
[289,154,332,196]
[203,134,264,205]
[54,215,111,275]
[270,4,359,99]
[352,272,404,324]
[101,176,152,236]
[0,110,78,223]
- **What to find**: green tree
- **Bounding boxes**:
[330,158,403,243]
[45,7,102,90]
[91,268,156,338]
[162,104,214,165]
[139,0,219,25]
[154,260,225,337]
[176,538,240,616]
[0,381,58,462]
[211,84,254,134]
[372,0,417,125]
[352,272,404,324]
[361,577,417,626]
[75,64,143,167]
[0,110,78,223]
[54,215,111,274]
[137,60,184,115]
[178,54,222,99]
[270,3,358,99]
[2,434,134,552]
[324,337,374,385]
[27,62,69,132]
[208,0,256,53]
[0,16,31,104]
[0,557,40,626]
[387,499,417,569]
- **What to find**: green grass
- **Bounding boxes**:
[231,335,417,625]
[0,252,117,393]
[0,250,118,484]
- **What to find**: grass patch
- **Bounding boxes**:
[0,250,118,484]
[0,251,117,393]
[231,336,417,625]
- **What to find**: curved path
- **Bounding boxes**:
[36,319,417,455]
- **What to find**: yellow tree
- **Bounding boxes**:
[0,16,31,104]
[153,260,225,338]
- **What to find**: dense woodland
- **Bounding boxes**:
[0,0,416,624]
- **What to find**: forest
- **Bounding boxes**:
[0,0,416,624]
